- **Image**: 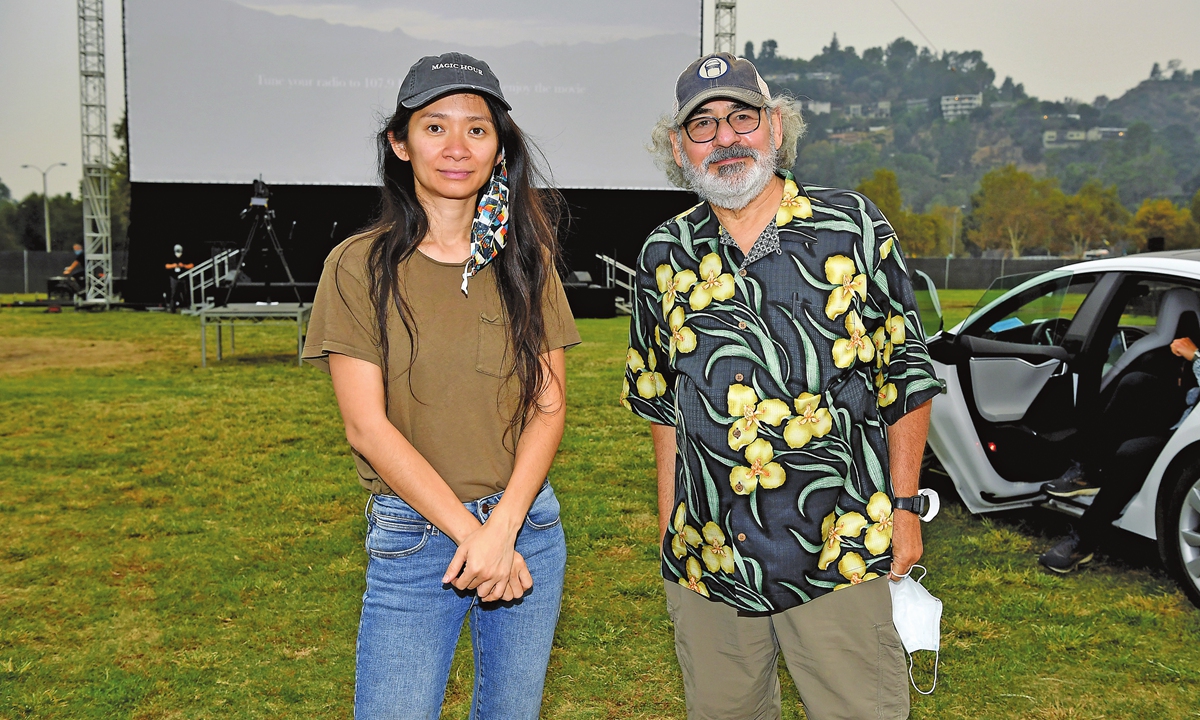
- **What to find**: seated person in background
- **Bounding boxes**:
[63,243,85,295]
[1039,336,1200,572]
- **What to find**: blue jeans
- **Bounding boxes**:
[354,481,567,720]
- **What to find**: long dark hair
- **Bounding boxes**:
[358,93,563,431]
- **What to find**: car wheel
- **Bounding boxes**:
[1158,464,1200,608]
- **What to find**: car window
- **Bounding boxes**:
[1104,277,1200,375]
[964,273,1098,346]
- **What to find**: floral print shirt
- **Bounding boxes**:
[622,172,941,614]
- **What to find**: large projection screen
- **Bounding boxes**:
[124,0,701,190]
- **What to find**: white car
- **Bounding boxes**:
[915,252,1200,607]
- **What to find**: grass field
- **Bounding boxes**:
[2,303,1198,718]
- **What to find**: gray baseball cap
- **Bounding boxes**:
[397,52,511,111]
[673,52,770,124]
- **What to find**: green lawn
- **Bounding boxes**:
[1,308,1197,718]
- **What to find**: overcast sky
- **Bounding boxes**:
[3,0,1199,198]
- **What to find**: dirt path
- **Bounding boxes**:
[0,337,155,374]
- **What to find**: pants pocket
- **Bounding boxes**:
[523,482,562,531]
[365,514,429,559]
[876,622,911,719]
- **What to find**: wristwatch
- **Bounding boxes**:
[893,495,929,517]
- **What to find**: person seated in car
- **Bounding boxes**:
[1039,336,1200,573]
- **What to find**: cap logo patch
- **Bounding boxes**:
[698,57,729,79]
[431,62,484,76]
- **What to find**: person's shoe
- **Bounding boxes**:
[1043,461,1099,498]
[1038,532,1095,574]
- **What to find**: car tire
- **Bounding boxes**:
[1157,462,1200,609]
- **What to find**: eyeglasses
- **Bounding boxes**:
[682,107,762,143]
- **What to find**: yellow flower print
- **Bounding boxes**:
[865,492,894,555]
[872,327,893,370]
[626,348,646,373]
[671,502,704,559]
[824,255,867,320]
[885,312,906,345]
[877,382,897,408]
[730,438,786,495]
[656,264,698,316]
[620,377,632,410]
[783,393,833,449]
[701,522,737,574]
[818,511,868,570]
[679,556,710,597]
[636,371,668,399]
[880,237,894,260]
[831,311,875,369]
[726,383,791,452]
[776,178,813,226]
[689,253,736,311]
[668,306,698,362]
[833,552,880,590]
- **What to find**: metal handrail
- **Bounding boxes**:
[595,253,636,314]
[179,248,240,313]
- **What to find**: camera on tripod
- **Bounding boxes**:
[241,177,273,218]
[219,176,303,307]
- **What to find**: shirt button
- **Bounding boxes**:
[735,373,744,382]
[739,268,747,277]
[737,533,747,542]
[738,321,747,329]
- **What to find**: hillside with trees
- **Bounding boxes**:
[754,36,1200,257]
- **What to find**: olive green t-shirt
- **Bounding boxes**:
[302,232,581,501]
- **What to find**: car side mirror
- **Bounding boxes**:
[911,270,944,339]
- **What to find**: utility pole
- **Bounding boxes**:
[714,0,737,55]
[20,162,67,252]
[78,0,113,306]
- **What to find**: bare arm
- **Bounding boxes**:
[650,423,677,543]
[63,260,81,275]
[443,348,567,600]
[329,353,482,543]
[887,399,932,580]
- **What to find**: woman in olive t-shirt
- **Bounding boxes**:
[303,53,579,719]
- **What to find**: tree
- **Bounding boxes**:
[1151,62,1163,81]
[743,41,755,61]
[1130,198,1192,249]
[856,168,944,256]
[856,169,902,219]
[967,165,1060,257]
[0,178,11,204]
[1051,181,1130,257]
[109,113,131,260]
[759,39,777,60]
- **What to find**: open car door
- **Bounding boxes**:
[941,271,1114,488]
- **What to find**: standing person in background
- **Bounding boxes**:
[622,53,941,719]
[303,52,580,719]
[63,242,85,296]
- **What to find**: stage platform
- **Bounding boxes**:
[198,303,311,368]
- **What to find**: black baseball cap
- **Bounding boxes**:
[673,52,770,124]
[397,52,510,111]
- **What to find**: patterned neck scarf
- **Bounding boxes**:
[461,157,510,296]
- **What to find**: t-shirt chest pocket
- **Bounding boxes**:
[476,312,511,378]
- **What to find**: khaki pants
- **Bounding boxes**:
[664,577,909,720]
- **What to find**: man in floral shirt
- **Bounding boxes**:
[623,53,940,719]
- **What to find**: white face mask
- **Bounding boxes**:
[889,565,942,695]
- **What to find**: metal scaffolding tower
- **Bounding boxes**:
[78,0,113,306]
[714,0,737,55]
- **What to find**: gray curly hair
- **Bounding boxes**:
[648,94,806,189]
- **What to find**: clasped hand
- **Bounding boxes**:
[441,520,533,603]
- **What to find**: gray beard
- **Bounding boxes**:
[680,140,778,210]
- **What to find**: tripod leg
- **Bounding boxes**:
[263,217,304,305]
[223,216,260,307]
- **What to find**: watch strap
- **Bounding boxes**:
[894,494,928,517]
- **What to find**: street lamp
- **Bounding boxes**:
[21,162,68,252]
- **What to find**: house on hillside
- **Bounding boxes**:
[941,93,983,120]
[800,100,831,115]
